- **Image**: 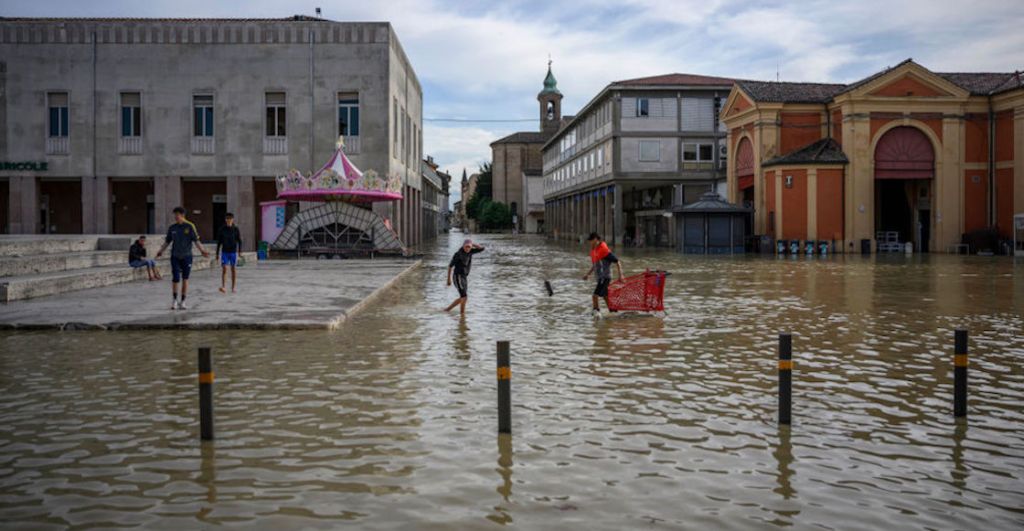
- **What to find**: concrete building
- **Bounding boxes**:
[0,16,425,250]
[490,62,564,232]
[720,59,1024,253]
[420,156,449,241]
[521,169,544,233]
[543,73,735,247]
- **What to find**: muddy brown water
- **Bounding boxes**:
[1,233,1022,529]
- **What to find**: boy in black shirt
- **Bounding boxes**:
[128,235,162,281]
[216,212,243,294]
[445,238,485,315]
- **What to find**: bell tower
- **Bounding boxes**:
[538,59,562,134]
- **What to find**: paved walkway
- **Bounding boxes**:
[0,258,420,330]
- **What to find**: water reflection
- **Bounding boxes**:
[0,234,1022,529]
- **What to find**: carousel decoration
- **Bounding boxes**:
[276,136,402,202]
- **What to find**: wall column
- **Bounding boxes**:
[227,176,256,251]
[8,175,38,234]
[1014,109,1024,224]
[154,176,182,232]
[938,117,962,252]
[81,176,110,234]
[612,185,623,247]
[807,168,818,241]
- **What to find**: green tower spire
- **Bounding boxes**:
[540,59,560,95]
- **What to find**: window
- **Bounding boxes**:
[193,95,214,137]
[48,92,69,137]
[639,140,660,162]
[683,142,714,162]
[120,92,141,137]
[597,147,604,167]
[637,98,649,117]
[265,92,286,137]
[338,92,359,136]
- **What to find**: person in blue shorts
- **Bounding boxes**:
[216,212,243,294]
[128,235,161,281]
[155,206,210,310]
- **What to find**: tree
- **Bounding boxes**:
[479,201,512,230]
[465,162,494,222]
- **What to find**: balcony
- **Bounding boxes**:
[263,136,288,155]
[118,137,142,155]
[191,136,215,155]
[46,137,69,155]
[342,135,360,154]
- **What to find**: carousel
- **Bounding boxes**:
[266,137,406,256]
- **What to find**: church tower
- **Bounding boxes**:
[538,60,562,134]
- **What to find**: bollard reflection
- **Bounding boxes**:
[496,433,514,500]
[951,420,968,492]
[197,441,218,520]
[773,425,795,499]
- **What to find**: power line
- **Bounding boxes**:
[424,117,536,123]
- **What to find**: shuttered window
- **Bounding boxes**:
[681,98,714,131]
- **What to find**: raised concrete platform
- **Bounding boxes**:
[0,258,421,330]
[0,234,210,302]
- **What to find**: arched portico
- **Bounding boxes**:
[871,124,939,252]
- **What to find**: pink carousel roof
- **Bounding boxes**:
[276,137,402,202]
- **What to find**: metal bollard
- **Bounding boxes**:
[198,347,215,440]
[954,329,968,418]
[497,341,511,434]
[778,333,792,425]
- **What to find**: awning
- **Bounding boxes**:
[738,175,754,190]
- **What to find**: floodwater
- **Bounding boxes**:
[1,234,1022,530]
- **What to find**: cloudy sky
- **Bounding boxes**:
[7,0,1023,204]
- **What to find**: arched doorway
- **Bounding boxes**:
[735,137,754,208]
[874,126,935,252]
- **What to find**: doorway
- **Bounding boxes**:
[111,179,154,235]
[875,179,932,251]
[39,179,83,234]
[182,179,226,241]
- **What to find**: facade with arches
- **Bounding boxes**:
[720,59,1023,253]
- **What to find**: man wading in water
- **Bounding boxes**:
[445,239,485,315]
[583,232,623,316]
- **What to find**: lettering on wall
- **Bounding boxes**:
[0,161,48,171]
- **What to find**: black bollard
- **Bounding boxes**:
[778,333,792,425]
[497,341,511,434]
[954,329,968,418]
[198,347,215,440]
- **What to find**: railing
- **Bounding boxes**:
[46,137,69,155]
[343,135,360,154]
[191,136,215,155]
[263,136,288,155]
[118,137,142,155]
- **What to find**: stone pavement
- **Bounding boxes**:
[0,258,420,330]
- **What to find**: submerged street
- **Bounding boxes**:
[1,233,1022,529]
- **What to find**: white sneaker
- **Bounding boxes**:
[171,300,179,310]
[179,300,188,310]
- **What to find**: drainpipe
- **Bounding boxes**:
[309,25,315,172]
[92,30,97,203]
[987,95,995,227]
[824,103,831,139]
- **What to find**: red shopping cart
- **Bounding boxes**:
[606,270,669,312]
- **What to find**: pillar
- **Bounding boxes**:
[1015,108,1024,218]
[612,185,623,246]
[8,175,38,234]
[81,176,110,234]
[807,168,818,241]
[227,176,255,251]
[154,175,182,231]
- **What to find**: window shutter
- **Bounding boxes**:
[48,92,68,106]
[266,92,285,105]
[121,92,140,107]
[621,98,636,117]
[681,98,714,131]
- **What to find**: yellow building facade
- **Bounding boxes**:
[721,60,1023,253]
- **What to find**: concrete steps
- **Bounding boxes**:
[0,250,128,277]
[0,234,242,303]
[0,257,218,302]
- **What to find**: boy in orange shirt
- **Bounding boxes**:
[582,232,623,314]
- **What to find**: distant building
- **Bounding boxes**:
[521,169,544,233]
[720,59,1024,253]
[490,62,565,232]
[457,170,479,230]
[421,156,449,241]
[0,16,425,250]
[542,73,735,246]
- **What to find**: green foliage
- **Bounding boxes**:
[465,162,494,222]
[479,201,512,230]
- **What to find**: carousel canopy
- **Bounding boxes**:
[276,137,402,202]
